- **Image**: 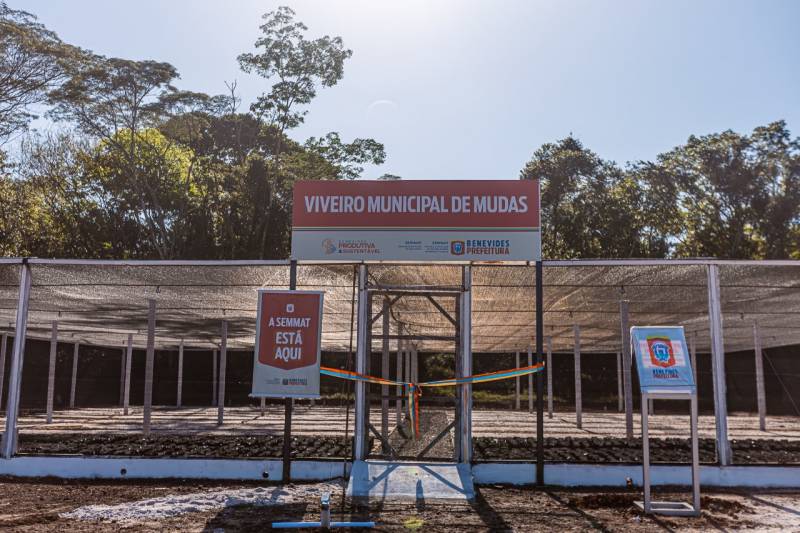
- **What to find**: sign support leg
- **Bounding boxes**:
[0,334,6,412]
[381,298,390,454]
[282,259,298,482]
[620,300,634,442]
[459,265,473,464]
[573,324,581,429]
[753,322,766,431]
[515,352,520,410]
[177,339,184,408]
[707,264,731,465]
[546,336,553,419]
[354,264,368,461]
[218,321,228,425]
[617,351,623,413]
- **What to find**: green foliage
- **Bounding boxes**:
[520,123,800,259]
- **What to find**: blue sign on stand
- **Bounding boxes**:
[631,326,695,392]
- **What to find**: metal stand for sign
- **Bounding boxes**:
[635,389,701,517]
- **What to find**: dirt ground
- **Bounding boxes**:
[1,477,799,532]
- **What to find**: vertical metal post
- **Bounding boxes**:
[690,393,701,512]
[1,260,32,458]
[649,397,655,416]
[176,339,184,408]
[260,397,265,414]
[459,265,473,464]
[412,346,418,383]
[514,352,521,410]
[707,264,731,465]
[218,321,228,425]
[282,259,298,481]
[527,347,533,413]
[212,349,218,406]
[753,322,766,431]
[546,336,553,419]
[616,351,623,412]
[620,300,634,441]
[142,299,156,436]
[69,342,78,409]
[395,324,403,424]
[354,264,368,461]
[641,392,651,511]
[573,324,582,429]
[689,331,697,381]
[124,334,132,415]
[46,321,58,424]
[381,298,390,453]
[118,347,125,406]
[0,333,6,412]
[535,260,545,486]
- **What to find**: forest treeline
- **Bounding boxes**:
[1,3,798,260]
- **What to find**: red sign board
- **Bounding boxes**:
[291,180,541,261]
[252,290,323,398]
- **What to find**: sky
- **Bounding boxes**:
[19,0,800,180]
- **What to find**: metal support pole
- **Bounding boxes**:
[217,321,228,425]
[142,299,156,436]
[515,352,520,410]
[282,259,297,482]
[546,336,553,419]
[707,264,731,465]
[573,324,582,429]
[535,260,545,486]
[620,300,634,441]
[753,322,766,431]
[616,351,623,412]
[395,324,403,424]
[412,346,418,383]
[46,321,58,424]
[176,339,184,407]
[0,334,5,412]
[260,397,265,414]
[1,260,32,458]
[212,349,218,406]
[69,342,78,409]
[118,347,125,406]
[381,298,390,454]
[459,265,472,464]
[690,331,697,382]
[641,392,651,509]
[123,334,132,415]
[527,347,533,413]
[354,264,368,461]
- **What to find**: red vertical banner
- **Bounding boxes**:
[252,290,323,398]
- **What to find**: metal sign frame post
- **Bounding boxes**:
[639,389,700,516]
[631,326,700,517]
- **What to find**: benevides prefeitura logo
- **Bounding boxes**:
[322,238,337,254]
[450,241,465,255]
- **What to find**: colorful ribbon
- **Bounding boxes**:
[320,363,545,439]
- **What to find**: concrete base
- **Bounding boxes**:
[634,500,700,517]
[346,460,474,502]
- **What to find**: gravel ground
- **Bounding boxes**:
[1,477,799,531]
[17,433,800,464]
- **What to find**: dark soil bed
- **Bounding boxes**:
[14,433,800,464]
[473,436,800,464]
[17,433,366,459]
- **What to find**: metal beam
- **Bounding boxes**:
[212,349,218,407]
[459,265,472,464]
[546,336,553,419]
[0,333,7,411]
[527,347,533,413]
[176,339,184,407]
[1,260,32,458]
[69,343,79,409]
[620,300,634,441]
[514,351,520,410]
[707,264,731,465]
[142,299,156,436]
[369,294,402,325]
[381,298,390,454]
[617,351,623,413]
[354,264,368,461]
[282,259,297,482]
[118,347,125,406]
[46,321,58,424]
[753,322,766,431]
[217,321,228,425]
[535,259,545,485]
[573,324,582,429]
[123,334,132,415]
[426,295,458,327]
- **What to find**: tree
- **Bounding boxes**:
[0,3,83,144]
[48,55,182,257]
[655,121,800,258]
[519,137,670,259]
